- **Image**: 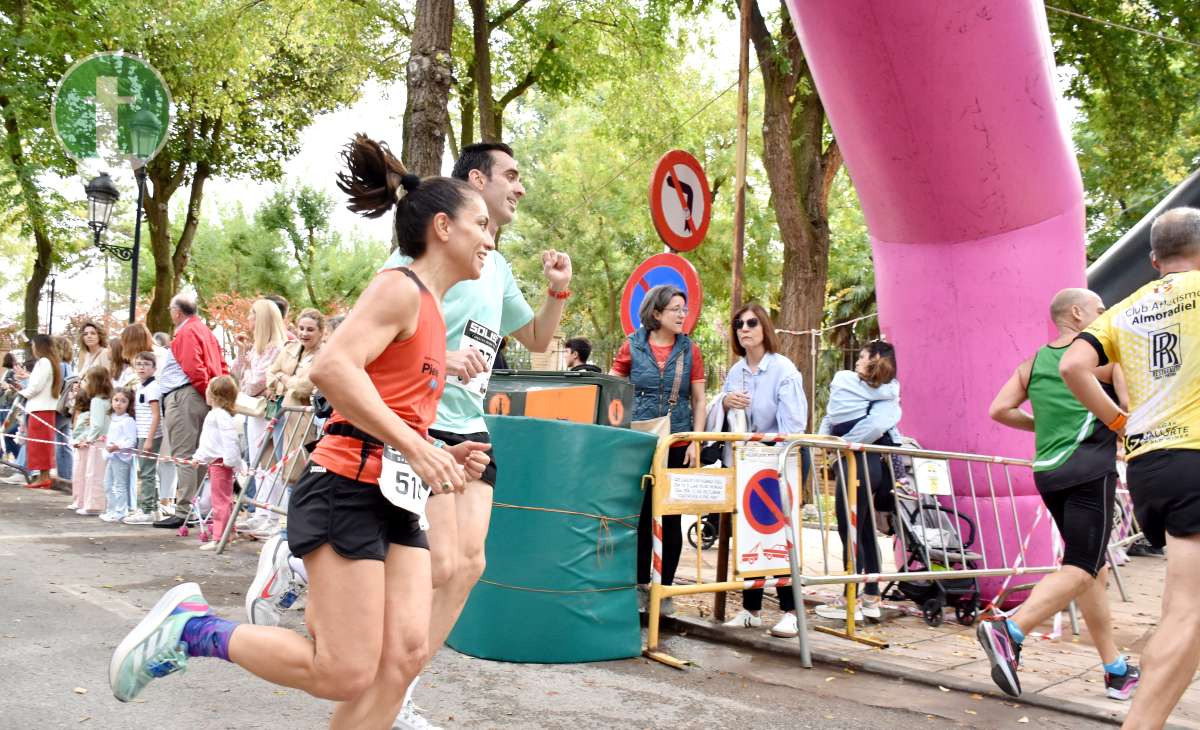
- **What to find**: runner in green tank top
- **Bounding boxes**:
[982,288,1139,701]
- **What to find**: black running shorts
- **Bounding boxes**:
[429,428,497,488]
[288,464,428,561]
[1126,448,1200,549]
[1039,473,1116,577]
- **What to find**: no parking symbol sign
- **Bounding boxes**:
[735,445,803,577]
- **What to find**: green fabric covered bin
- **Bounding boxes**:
[446,416,655,663]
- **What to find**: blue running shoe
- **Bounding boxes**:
[109,582,211,702]
[1106,664,1140,701]
[976,619,1022,697]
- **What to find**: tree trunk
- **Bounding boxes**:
[144,155,210,332]
[1,98,51,340]
[747,2,839,408]
[470,0,498,142]
[459,79,476,151]
[403,0,454,176]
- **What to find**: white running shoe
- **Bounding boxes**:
[660,597,676,616]
[770,612,799,638]
[393,677,442,730]
[198,542,218,551]
[246,534,298,626]
[99,512,125,523]
[722,610,763,629]
[862,598,882,620]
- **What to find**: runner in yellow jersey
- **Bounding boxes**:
[1061,207,1200,730]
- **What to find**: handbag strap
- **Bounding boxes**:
[666,348,686,407]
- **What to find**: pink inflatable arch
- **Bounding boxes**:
[783,1,1085,599]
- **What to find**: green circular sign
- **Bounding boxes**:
[52,52,171,167]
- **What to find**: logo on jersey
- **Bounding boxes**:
[420,359,441,380]
[1150,325,1181,379]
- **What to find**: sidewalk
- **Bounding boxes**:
[665,522,1196,728]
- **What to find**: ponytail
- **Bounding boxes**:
[337,134,478,259]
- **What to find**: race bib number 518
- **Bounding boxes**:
[379,446,431,529]
[457,319,502,398]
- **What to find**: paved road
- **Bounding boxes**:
[0,473,1103,729]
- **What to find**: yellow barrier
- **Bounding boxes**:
[643,431,865,668]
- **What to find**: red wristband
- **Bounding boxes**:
[548,287,570,300]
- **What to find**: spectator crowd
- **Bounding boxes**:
[0,293,337,548]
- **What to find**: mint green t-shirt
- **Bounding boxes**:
[383,248,534,433]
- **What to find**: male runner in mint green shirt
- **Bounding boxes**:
[386,143,572,729]
[981,288,1138,702]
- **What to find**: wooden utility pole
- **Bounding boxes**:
[730,0,752,315]
[715,0,754,624]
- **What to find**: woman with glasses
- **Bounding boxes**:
[717,303,809,638]
[610,284,706,616]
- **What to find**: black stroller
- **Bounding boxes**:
[883,441,982,627]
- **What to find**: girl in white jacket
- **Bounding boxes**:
[101,388,138,522]
[194,376,243,551]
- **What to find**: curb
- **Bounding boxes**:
[661,614,1124,726]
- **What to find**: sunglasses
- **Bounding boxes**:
[734,317,759,330]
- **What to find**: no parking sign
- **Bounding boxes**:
[619,253,703,335]
[734,444,803,577]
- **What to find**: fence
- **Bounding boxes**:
[640,431,1119,669]
[214,404,317,553]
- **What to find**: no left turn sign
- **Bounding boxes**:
[648,150,711,252]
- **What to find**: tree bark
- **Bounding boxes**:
[403,0,455,176]
[470,0,498,142]
[1,97,51,340]
[747,2,840,406]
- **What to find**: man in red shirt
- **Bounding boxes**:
[154,292,230,529]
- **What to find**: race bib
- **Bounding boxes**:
[456,319,502,399]
[378,445,431,529]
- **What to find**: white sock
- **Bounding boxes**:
[287,555,308,584]
[401,675,420,709]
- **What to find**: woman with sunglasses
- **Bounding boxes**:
[610,284,706,616]
[718,303,809,638]
[815,340,902,623]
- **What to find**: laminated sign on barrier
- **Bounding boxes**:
[734,444,803,578]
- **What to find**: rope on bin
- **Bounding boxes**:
[477,579,636,594]
[492,501,639,565]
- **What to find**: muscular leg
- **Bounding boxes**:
[1010,565,1094,637]
[332,544,431,730]
[425,490,461,595]
[426,478,492,655]
[1123,533,1200,730]
[227,544,384,701]
[1074,566,1119,666]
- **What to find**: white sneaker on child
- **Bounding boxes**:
[123,510,158,525]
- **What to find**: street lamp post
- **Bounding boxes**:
[86,110,161,324]
[127,109,160,325]
[85,171,121,251]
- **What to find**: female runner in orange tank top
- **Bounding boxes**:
[109,134,495,730]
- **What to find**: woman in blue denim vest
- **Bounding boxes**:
[611,285,706,616]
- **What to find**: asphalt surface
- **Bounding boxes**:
[0,470,1104,729]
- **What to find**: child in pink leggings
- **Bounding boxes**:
[192,376,242,551]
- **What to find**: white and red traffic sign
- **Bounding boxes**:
[648,150,711,252]
[734,444,803,578]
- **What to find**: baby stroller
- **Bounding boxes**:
[884,440,982,627]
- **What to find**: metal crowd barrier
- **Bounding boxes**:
[642,432,1094,669]
[215,405,317,553]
